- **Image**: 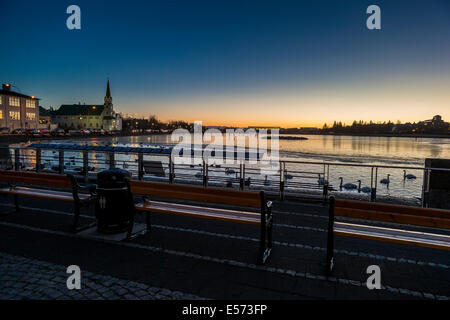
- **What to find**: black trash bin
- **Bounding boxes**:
[95,168,133,234]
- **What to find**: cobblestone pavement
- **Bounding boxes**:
[0,252,204,300]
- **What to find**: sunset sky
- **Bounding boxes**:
[1,0,449,127]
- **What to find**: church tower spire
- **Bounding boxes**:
[105,79,112,101]
[104,78,113,116]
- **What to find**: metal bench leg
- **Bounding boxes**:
[72,203,81,232]
[267,217,273,253]
[71,202,96,233]
[259,194,272,265]
[259,222,267,265]
[125,209,148,241]
[260,216,273,265]
[326,197,335,274]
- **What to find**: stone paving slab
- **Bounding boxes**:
[0,252,205,300]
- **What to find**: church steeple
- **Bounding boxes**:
[104,78,113,116]
[105,79,111,100]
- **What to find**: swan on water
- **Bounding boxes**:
[339,177,357,190]
[195,171,203,179]
[225,168,236,175]
[357,180,371,193]
[283,169,293,180]
[380,174,390,184]
[403,170,416,180]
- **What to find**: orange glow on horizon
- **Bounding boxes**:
[118,73,450,128]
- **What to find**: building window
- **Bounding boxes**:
[26,99,36,108]
[9,97,20,107]
[9,111,20,120]
[0,95,2,105]
[26,112,36,120]
[0,110,3,119]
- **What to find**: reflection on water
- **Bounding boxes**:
[277,135,449,165]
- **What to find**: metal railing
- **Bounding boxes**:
[1,145,449,205]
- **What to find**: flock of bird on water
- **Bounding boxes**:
[195,164,417,193]
[332,170,417,194]
[48,146,418,193]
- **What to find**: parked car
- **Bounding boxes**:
[52,128,66,137]
[0,127,11,134]
[80,129,91,135]
[40,129,51,137]
[68,129,81,135]
[31,129,41,137]
[12,128,26,135]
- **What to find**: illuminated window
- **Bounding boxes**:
[9,111,20,120]
[9,97,20,107]
[0,110,3,119]
[0,95,2,105]
[26,99,36,108]
[26,112,36,120]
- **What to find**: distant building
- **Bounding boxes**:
[392,115,449,134]
[424,115,446,128]
[51,80,122,131]
[0,83,40,130]
[38,106,56,130]
[298,127,319,133]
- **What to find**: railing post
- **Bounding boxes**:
[239,163,244,191]
[323,182,329,199]
[169,156,174,184]
[138,153,144,180]
[83,151,89,183]
[371,167,378,202]
[202,160,208,187]
[280,161,285,201]
[422,168,431,208]
[14,148,20,171]
[109,152,115,169]
[58,150,64,174]
[35,149,41,172]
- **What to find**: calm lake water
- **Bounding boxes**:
[12,134,450,201]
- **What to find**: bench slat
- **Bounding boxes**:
[0,170,72,188]
[0,187,91,202]
[135,200,261,225]
[334,207,450,229]
[335,222,450,251]
[130,180,261,208]
[334,199,450,220]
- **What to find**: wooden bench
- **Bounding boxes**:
[0,170,96,232]
[126,180,273,264]
[326,196,450,273]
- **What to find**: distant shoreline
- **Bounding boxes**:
[281,133,450,139]
[1,131,449,146]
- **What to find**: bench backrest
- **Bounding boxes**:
[128,180,262,208]
[332,198,450,229]
[0,170,73,189]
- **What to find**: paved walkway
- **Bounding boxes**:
[0,196,449,300]
[0,252,203,300]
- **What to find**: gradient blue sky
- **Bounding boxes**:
[1,0,449,126]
